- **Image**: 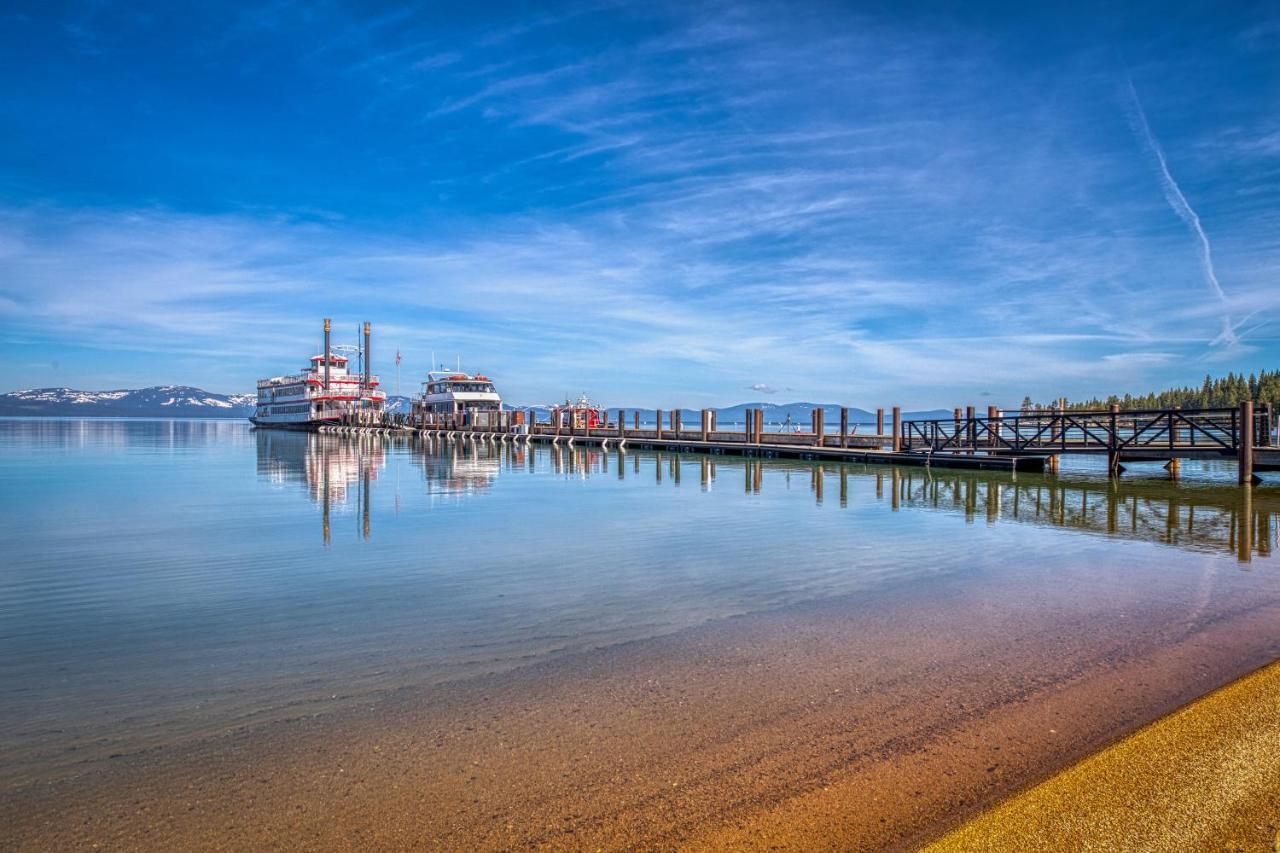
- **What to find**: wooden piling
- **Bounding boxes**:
[965,406,975,450]
[1240,400,1255,484]
[813,407,825,446]
[1108,403,1121,476]
[701,409,710,443]
[656,409,664,440]
[892,406,901,452]
[877,408,885,436]
[840,407,849,449]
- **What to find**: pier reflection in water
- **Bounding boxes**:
[263,432,1277,564]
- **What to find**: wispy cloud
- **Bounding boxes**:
[1123,78,1236,348]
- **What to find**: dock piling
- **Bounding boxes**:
[1240,400,1255,484]
[1108,404,1122,476]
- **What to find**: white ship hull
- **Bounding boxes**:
[249,412,343,430]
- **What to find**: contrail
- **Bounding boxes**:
[1123,78,1236,346]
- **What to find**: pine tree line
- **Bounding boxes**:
[1018,369,1280,413]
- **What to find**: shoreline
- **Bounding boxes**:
[5,560,1280,850]
[925,656,1280,851]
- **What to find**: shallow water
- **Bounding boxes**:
[1,418,1277,790]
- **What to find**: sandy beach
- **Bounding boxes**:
[928,658,1280,851]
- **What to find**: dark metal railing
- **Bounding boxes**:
[900,406,1272,454]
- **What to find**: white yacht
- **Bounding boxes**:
[251,318,386,429]
[412,370,503,424]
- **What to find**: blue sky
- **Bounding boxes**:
[0,1,1277,408]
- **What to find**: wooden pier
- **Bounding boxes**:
[335,401,1280,484]
[899,402,1278,484]
[388,405,1045,472]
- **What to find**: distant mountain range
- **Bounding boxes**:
[0,387,952,424]
[0,387,257,418]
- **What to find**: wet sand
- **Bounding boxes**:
[927,658,1280,851]
[5,557,1280,851]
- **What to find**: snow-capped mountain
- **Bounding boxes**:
[0,386,257,418]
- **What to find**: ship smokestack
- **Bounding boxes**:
[323,318,331,391]
[363,321,371,391]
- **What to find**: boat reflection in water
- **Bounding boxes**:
[255,432,1278,562]
[255,430,384,543]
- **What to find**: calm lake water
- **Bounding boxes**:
[1,418,1277,789]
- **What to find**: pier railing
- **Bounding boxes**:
[900,406,1272,456]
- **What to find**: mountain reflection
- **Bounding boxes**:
[255,433,1277,561]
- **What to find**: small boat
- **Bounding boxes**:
[552,394,608,430]
[251,318,386,430]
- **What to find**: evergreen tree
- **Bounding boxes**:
[1056,368,1279,411]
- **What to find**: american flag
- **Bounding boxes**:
[395,349,402,366]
